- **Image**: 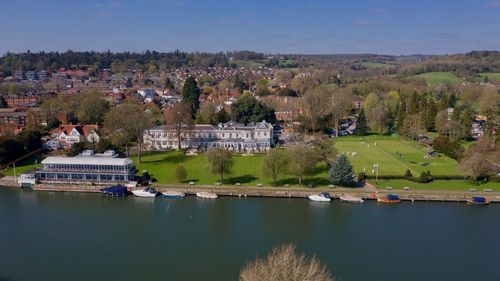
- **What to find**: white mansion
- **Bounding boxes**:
[143,121,274,152]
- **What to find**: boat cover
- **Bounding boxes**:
[387,194,400,200]
[472,196,486,203]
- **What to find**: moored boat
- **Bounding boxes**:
[132,187,158,198]
[340,195,364,203]
[308,192,331,202]
[377,194,401,203]
[162,191,186,198]
[467,196,490,205]
[100,185,129,197]
[196,192,218,199]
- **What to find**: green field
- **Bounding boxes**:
[479,72,500,81]
[334,134,459,176]
[411,72,462,84]
[374,179,499,191]
[361,61,394,69]
[132,151,330,186]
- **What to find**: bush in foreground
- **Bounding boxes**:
[239,244,335,281]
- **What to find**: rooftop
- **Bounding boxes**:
[42,154,133,166]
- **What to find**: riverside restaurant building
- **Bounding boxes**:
[35,150,135,184]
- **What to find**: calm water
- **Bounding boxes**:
[0,187,499,281]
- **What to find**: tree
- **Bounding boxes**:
[182,76,201,117]
[104,102,155,163]
[239,244,334,281]
[231,94,276,124]
[403,114,424,140]
[301,86,331,132]
[313,136,337,168]
[459,136,499,181]
[435,110,464,141]
[206,148,234,183]
[164,103,194,150]
[196,102,217,125]
[16,129,42,152]
[330,89,352,137]
[329,154,356,187]
[356,108,367,136]
[0,138,24,165]
[76,91,109,124]
[262,149,288,186]
[255,79,270,96]
[459,152,495,181]
[0,96,7,108]
[364,93,389,134]
[432,135,464,160]
[424,98,438,131]
[214,107,230,124]
[125,77,133,88]
[164,77,174,89]
[286,144,318,185]
[175,166,187,182]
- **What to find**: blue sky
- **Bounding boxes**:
[0,0,499,55]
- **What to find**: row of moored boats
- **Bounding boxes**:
[307,193,491,205]
[100,186,218,199]
[101,187,491,205]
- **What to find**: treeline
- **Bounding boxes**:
[0,129,42,166]
[0,50,230,75]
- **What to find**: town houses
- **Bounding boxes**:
[143,121,274,152]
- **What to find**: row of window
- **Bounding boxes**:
[150,131,270,139]
[38,172,128,181]
[42,164,133,172]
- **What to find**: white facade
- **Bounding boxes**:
[144,121,274,152]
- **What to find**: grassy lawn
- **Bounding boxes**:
[411,72,462,84]
[132,151,330,186]
[374,179,500,192]
[3,154,44,176]
[334,134,460,176]
[479,72,500,81]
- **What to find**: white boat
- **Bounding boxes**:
[162,191,186,198]
[339,195,364,203]
[196,192,218,199]
[308,192,331,202]
[132,187,158,198]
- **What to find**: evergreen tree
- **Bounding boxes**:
[165,77,174,89]
[182,76,201,117]
[396,100,406,134]
[125,77,133,88]
[424,98,438,131]
[0,96,7,108]
[328,154,356,187]
[355,108,367,136]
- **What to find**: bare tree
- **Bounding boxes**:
[330,89,352,137]
[403,114,424,140]
[164,103,194,150]
[239,244,335,281]
[104,102,155,163]
[262,149,288,186]
[301,86,331,133]
[286,144,318,185]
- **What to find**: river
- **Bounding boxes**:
[0,187,499,281]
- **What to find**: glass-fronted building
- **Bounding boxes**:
[35,150,135,184]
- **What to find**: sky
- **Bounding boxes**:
[0,0,499,55]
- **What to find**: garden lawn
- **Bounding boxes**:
[374,179,500,192]
[132,151,330,186]
[411,72,462,84]
[334,134,460,177]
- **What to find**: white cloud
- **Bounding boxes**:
[485,1,500,7]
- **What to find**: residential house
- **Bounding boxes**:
[49,124,100,149]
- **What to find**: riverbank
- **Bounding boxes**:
[1,176,499,202]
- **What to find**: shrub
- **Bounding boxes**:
[404,169,413,178]
[175,166,187,182]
